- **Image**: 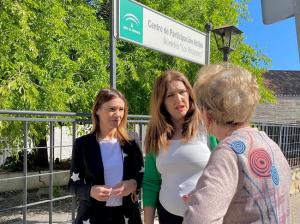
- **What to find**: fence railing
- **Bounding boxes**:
[0,109,149,223]
[0,110,299,223]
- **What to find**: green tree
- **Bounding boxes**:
[0,0,110,168]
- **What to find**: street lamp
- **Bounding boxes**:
[211,25,243,62]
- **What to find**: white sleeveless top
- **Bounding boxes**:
[156,134,211,216]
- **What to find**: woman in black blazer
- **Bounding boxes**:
[69,88,144,224]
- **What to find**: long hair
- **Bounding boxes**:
[91,88,129,143]
[144,70,200,155]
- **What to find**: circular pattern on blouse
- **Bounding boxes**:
[271,166,279,185]
[250,149,272,177]
[230,140,246,154]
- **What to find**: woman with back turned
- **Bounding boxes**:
[184,63,291,224]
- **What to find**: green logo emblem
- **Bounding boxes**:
[120,0,143,44]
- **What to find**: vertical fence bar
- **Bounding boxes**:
[293,126,298,166]
[297,127,300,166]
[290,126,294,166]
[138,123,144,210]
[139,123,143,147]
[281,126,286,154]
[60,125,63,161]
[278,124,283,149]
[284,126,289,156]
[23,121,28,224]
[286,126,290,159]
[71,121,76,221]
[49,121,54,224]
[297,127,300,165]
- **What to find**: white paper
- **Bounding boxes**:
[106,195,122,207]
[178,173,202,197]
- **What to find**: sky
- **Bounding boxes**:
[238,0,300,71]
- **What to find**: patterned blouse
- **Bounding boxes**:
[184,127,291,224]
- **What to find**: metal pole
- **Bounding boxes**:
[110,0,117,89]
[23,121,28,224]
[279,124,283,148]
[205,23,212,65]
[71,122,76,221]
[139,123,143,146]
[223,47,230,62]
[60,125,62,161]
[49,122,54,224]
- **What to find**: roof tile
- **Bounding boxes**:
[263,70,300,95]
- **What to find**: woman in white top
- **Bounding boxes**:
[142,70,211,224]
[68,88,144,224]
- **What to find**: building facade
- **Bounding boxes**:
[253,70,300,124]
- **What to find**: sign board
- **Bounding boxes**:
[261,0,300,59]
[261,0,294,24]
[117,0,207,65]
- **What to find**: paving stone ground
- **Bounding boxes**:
[1,193,299,223]
[290,193,300,224]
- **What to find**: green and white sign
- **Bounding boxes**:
[119,0,143,44]
[118,0,207,65]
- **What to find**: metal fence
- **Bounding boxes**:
[0,110,299,223]
[0,110,148,223]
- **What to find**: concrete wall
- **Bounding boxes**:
[0,170,69,192]
[253,96,300,124]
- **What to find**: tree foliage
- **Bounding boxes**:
[0,0,274,153]
[0,0,110,152]
[0,0,275,114]
[0,0,110,112]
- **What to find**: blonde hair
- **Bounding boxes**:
[194,63,260,126]
[144,70,200,155]
[91,88,129,143]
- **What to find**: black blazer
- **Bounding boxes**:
[68,132,144,224]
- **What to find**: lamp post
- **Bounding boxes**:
[211,25,243,62]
